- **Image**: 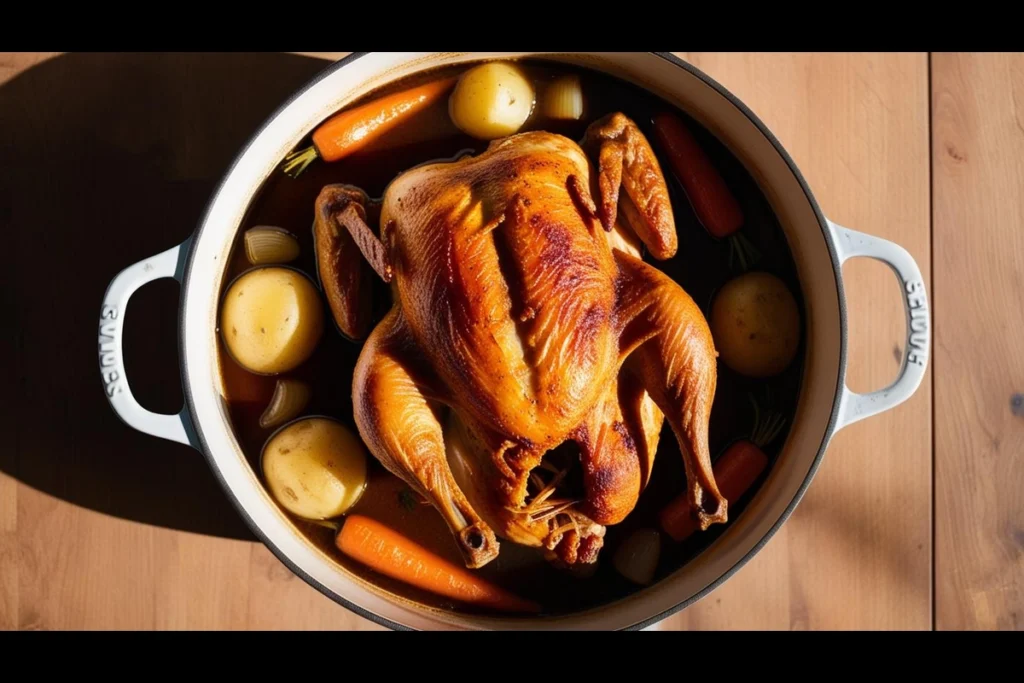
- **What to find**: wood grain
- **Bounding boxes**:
[0,470,15,629]
[0,51,376,631]
[932,52,1024,631]
[655,52,932,631]
[0,52,934,630]
[0,52,60,87]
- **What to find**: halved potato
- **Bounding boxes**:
[710,271,801,378]
[262,417,368,520]
[449,62,535,140]
[220,267,324,375]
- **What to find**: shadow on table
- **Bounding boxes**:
[0,52,332,540]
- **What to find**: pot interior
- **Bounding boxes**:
[181,52,843,630]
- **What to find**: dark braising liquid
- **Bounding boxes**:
[217,59,806,616]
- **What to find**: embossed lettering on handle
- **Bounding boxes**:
[829,221,930,430]
[99,304,124,397]
[99,239,195,447]
[904,279,929,369]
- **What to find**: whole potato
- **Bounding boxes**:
[449,62,535,140]
[711,271,801,378]
[262,417,368,520]
[220,267,324,375]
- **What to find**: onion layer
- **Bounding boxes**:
[245,226,301,265]
[543,75,584,121]
[613,528,661,585]
[259,378,311,430]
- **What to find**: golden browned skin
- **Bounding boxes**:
[352,307,499,567]
[322,113,726,569]
[583,112,678,260]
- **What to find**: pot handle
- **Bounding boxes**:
[98,239,196,448]
[829,221,930,431]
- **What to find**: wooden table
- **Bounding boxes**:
[0,52,1019,631]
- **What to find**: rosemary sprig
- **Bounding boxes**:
[748,392,786,448]
[397,488,418,513]
[728,233,762,272]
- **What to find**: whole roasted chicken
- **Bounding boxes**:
[314,113,726,570]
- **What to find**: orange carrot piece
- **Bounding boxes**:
[336,514,540,613]
[314,77,456,162]
[282,77,457,178]
[652,111,744,239]
[659,440,769,542]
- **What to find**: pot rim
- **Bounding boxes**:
[177,51,848,631]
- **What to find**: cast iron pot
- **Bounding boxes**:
[98,52,931,630]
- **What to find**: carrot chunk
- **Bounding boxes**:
[659,440,769,542]
[283,77,456,177]
[336,514,539,613]
[652,111,744,239]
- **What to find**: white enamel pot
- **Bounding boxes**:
[98,52,930,631]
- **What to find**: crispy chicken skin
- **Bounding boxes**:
[316,113,725,569]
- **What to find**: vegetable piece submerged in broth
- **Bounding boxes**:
[262,417,368,520]
[220,267,324,375]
